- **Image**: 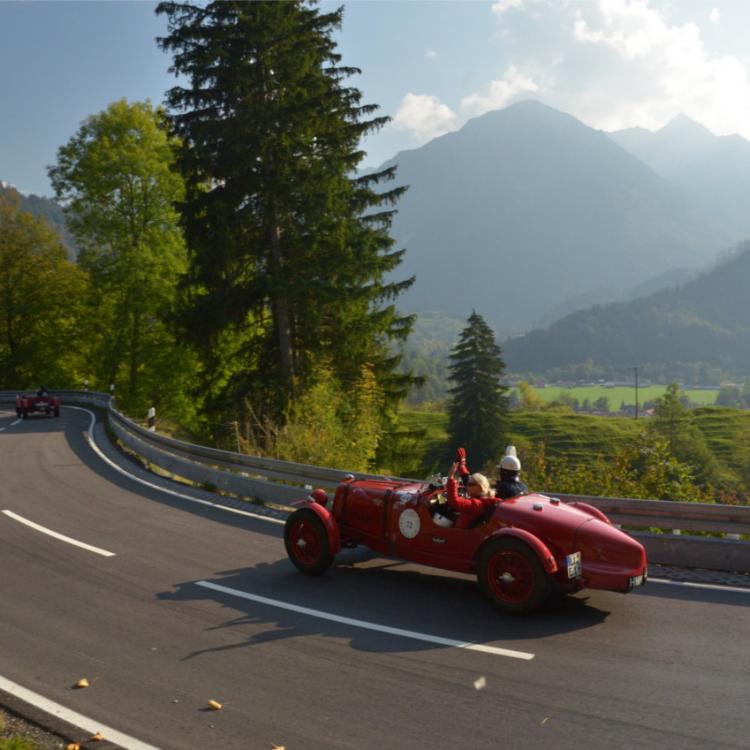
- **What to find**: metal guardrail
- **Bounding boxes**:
[2,389,749,572]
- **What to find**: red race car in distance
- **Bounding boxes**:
[284,474,647,615]
[16,391,61,419]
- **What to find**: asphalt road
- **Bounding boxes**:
[0,407,749,750]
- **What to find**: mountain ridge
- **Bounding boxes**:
[379,99,732,333]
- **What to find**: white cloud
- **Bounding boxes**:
[709,7,720,25]
[426,48,438,60]
[492,0,526,15]
[392,93,458,143]
[565,0,750,138]
[460,65,540,118]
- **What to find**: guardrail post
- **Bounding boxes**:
[147,406,156,432]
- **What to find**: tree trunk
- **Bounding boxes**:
[269,223,294,390]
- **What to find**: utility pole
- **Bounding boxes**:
[634,367,639,419]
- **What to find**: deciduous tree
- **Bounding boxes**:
[0,195,87,387]
[49,99,194,417]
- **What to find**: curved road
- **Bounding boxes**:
[0,408,748,749]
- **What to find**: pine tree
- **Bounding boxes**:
[156,1,415,427]
[447,311,509,468]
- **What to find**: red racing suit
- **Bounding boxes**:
[445,477,492,529]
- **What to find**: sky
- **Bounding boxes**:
[2,0,750,197]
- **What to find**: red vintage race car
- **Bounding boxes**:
[284,474,648,614]
[15,392,61,419]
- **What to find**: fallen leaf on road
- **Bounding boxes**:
[473,676,487,691]
[541,717,549,725]
[90,732,105,741]
[74,678,89,689]
[272,745,286,750]
[66,744,80,750]
[208,699,222,710]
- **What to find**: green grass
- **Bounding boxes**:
[693,407,750,471]
[399,405,750,481]
[521,385,718,407]
[0,739,40,750]
[399,408,644,470]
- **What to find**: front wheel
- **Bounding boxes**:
[284,509,334,575]
[477,537,551,615]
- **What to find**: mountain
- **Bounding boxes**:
[380,100,731,333]
[609,116,750,239]
[503,241,750,380]
[0,181,77,259]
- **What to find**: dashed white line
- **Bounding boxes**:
[0,674,160,750]
[0,418,22,432]
[1,510,115,557]
[195,579,536,660]
[65,406,284,525]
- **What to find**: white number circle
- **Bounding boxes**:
[398,508,421,539]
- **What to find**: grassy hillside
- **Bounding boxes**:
[399,409,643,472]
[399,406,750,488]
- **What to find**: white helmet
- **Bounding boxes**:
[498,445,521,473]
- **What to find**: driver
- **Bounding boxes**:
[445,458,494,529]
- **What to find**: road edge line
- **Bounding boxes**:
[0,674,160,750]
[64,406,284,526]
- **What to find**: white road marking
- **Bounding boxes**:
[1,510,115,557]
[65,406,285,526]
[195,579,536,660]
[0,674,160,750]
[649,577,750,594]
[0,418,22,432]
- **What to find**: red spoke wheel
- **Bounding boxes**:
[477,537,550,615]
[284,509,334,575]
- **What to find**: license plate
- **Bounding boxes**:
[566,551,582,579]
[629,573,646,587]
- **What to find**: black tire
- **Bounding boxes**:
[477,537,551,615]
[53,407,60,417]
[284,508,334,575]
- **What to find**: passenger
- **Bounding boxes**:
[445,460,494,529]
[495,445,529,499]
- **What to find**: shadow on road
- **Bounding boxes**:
[157,553,611,660]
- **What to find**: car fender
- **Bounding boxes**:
[477,527,558,574]
[302,500,341,555]
[567,501,612,525]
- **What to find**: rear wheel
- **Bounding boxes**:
[284,509,334,575]
[477,537,551,615]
